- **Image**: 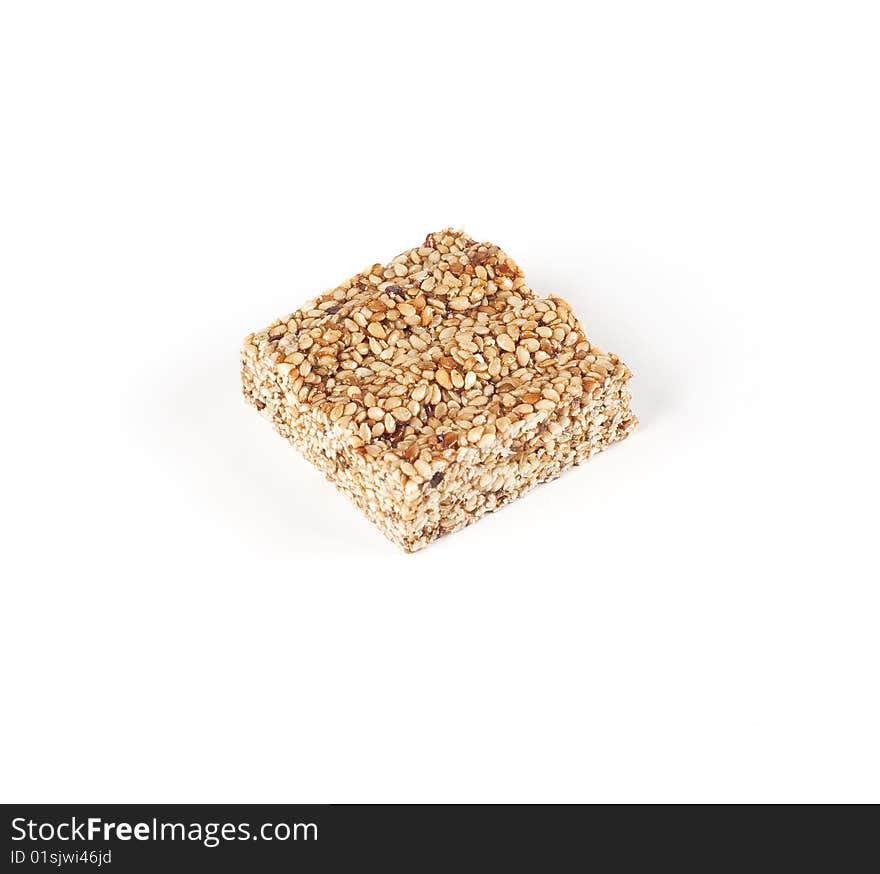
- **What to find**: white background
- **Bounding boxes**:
[2,1,878,803]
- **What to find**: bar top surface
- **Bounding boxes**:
[243,229,626,468]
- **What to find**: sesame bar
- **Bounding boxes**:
[241,229,637,552]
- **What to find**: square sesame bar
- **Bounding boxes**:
[241,229,636,552]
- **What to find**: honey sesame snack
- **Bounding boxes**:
[242,229,637,551]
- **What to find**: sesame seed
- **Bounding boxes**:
[497,333,515,352]
[436,369,453,390]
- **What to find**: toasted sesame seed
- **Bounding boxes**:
[436,369,453,390]
[497,333,515,352]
